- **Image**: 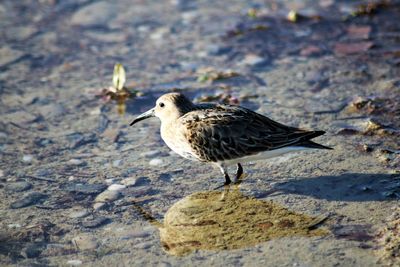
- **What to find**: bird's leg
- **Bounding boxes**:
[235,163,243,182]
[214,164,231,190]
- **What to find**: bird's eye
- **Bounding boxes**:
[159,102,165,108]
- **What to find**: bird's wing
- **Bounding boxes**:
[180,105,324,162]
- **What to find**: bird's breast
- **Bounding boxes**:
[160,122,200,161]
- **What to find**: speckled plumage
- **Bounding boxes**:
[130,93,332,185]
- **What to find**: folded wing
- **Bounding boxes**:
[181,105,326,162]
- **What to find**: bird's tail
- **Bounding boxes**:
[298,130,333,150]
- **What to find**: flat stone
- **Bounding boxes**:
[67,260,83,266]
[107,184,126,191]
[65,183,107,195]
[93,202,106,211]
[10,192,47,209]
[82,216,110,228]
[70,1,117,28]
[68,208,89,219]
[72,234,99,250]
[121,176,150,187]
[5,181,32,192]
[22,155,34,163]
[66,132,97,149]
[21,243,44,258]
[149,158,164,166]
[37,103,67,120]
[0,46,25,67]
[67,159,85,166]
[95,190,121,202]
[239,54,268,68]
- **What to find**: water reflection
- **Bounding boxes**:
[134,188,329,256]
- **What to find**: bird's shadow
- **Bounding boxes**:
[262,172,400,202]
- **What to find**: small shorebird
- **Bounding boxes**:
[130,93,332,186]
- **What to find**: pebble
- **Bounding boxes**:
[5,181,32,192]
[68,208,89,219]
[0,46,25,68]
[112,159,122,167]
[22,155,33,163]
[72,234,99,250]
[82,216,110,228]
[239,54,268,68]
[105,178,114,184]
[121,176,150,187]
[21,243,43,258]
[70,1,117,28]
[150,27,170,40]
[149,158,164,166]
[135,241,153,250]
[95,190,121,202]
[67,260,83,266]
[10,192,47,209]
[66,133,97,149]
[141,150,163,158]
[206,44,231,56]
[93,202,106,211]
[67,159,85,166]
[107,184,126,191]
[65,183,107,195]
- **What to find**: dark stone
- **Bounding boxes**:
[21,243,44,258]
[66,132,97,149]
[5,181,32,192]
[10,192,47,209]
[64,183,107,195]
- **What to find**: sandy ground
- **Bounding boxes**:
[0,0,399,266]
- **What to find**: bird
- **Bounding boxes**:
[130,92,332,186]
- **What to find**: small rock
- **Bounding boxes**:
[38,103,66,120]
[135,241,153,250]
[107,184,126,191]
[0,169,3,178]
[21,243,43,258]
[22,154,34,163]
[0,46,25,67]
[149,158,163,166]
[239,54,268,68]
[105,178,114,184]
[121,176,150,187]
[82,217,110,228]
[67,159,85,166]
[5,181,32,192]
[8,223,21,228]
[65,183,107,195]
[70,1,117,28]
[101,128,120,142]
[93,202,106,211]
[95,190,121,202]
[72,234,99,250]
[112,160,122,167]
[66,133,97,149]
[10,192,47,209]
[150,27,170,40]
[67,260,83,266]
[141,150,163,158]
[206,44,231,56]
[3,111,39,125]
[68,208,89,219]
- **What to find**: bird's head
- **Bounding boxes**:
[130,93,195,126]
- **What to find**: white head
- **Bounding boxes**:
[130,93,195,125]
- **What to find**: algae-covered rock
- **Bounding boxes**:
[158,190,328,256]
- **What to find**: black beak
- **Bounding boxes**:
[129,108,155,126]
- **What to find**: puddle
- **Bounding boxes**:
[134,188,329,256]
